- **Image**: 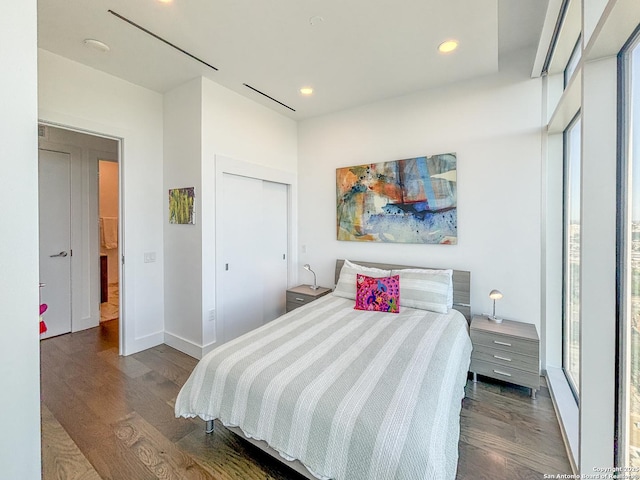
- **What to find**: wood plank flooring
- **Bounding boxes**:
[41,321,572,479]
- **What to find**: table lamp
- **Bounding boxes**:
[303,264,318,290]
[489,289,503,323]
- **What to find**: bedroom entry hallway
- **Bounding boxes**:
[38,124,121,344]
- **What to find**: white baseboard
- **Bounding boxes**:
[201,340,218,357]
[163,332,219,359]
[123,330,164,356]
[164,331,205,359]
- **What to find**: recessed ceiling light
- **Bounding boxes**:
[438,40,459,54]
[83,39,110,53]
[309,16,324,26]
[157,0,173,3]
[300,87,314,96]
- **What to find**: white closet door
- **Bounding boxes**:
[261,181,288,322]
[220,174,288,343]
[221,173,264,342]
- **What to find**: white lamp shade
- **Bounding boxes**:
[489,289,503,300]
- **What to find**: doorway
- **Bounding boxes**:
[37,124,121,341]
[99,160,120,327]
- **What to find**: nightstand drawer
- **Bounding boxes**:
[286,291,314,306]
[286,285,332,312]
[470,359,540,389]
[471,330,538,357]
[471,345,537,373]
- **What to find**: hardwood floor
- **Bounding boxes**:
[41,321,572,479]
[458,378,573,478]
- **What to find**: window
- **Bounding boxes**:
[564,36,582,88]
[563,114,581,396]
[619,28,640,468]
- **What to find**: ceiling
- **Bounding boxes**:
[37,0,548,120]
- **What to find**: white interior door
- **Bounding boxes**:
[39,149,72,339]
[221,174,264,342]
[221,173,288,342]
[261,181,288,322]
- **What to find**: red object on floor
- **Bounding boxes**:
[39,303,48,334]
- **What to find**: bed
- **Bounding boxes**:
[175,260,472,480]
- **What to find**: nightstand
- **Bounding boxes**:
[470,315,540,399]
[286,285,332,312]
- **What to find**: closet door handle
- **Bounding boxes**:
[50,251,68,258]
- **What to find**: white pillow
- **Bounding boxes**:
[333,260,391,300]
[391,268,453,313]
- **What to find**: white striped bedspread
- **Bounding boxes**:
[175,294,472,480]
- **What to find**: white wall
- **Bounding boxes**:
[200,78,299,172]
[0,2,41,478]
[298,51,544,333]
[579,55,617,472]
[163,76,298,357]
[39,49,165,355]
[163,78,204,355]
[542,130,564,369]
[583,0,609,47]
[201,77,298,351]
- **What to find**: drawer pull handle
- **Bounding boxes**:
[493,369,512,377]
[493,355,512,362]
[493,340,512,347]
[295,297,305,302]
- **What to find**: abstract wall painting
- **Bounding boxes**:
[336,153,457,244]
[169,187,196,225]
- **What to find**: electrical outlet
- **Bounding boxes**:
[209,309,216,322]
[144,252,156,263]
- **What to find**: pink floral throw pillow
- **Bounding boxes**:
[355,274,400,313]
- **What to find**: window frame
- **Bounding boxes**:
[563,111,582,400]
[616,23,640,468]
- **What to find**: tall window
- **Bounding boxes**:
[619,29,640,468]
[564,114,581,396]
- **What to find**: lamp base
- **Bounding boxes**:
[309,285,319,290]
[488,316,503,323]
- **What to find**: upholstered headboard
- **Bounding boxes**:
[334,259,471,323]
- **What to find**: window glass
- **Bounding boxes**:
[564,115,581,395]
[564,37,582,88]
[622,32,640,468]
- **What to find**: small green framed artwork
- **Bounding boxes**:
[169,187,195,225]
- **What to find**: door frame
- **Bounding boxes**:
[211,155,297,352]
[38,121,125,355]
